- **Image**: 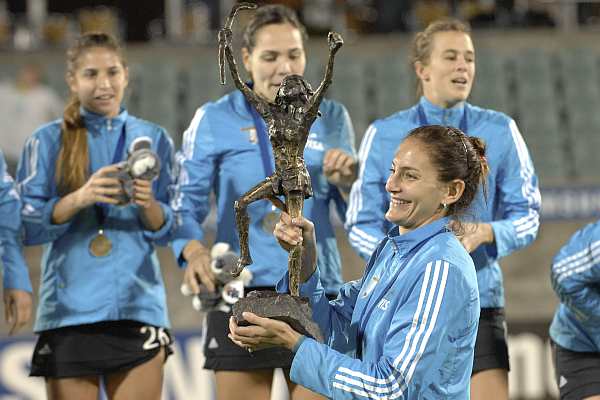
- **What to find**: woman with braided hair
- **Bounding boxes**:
[17,32,175,400]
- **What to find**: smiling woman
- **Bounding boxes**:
[68,48,128,118]
[229,125,489,399]
[16,32,175,400]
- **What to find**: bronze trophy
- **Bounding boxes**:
[218,3,343,341]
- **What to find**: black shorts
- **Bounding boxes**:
[30,320,173,378]
[204,290,336,371]
[472,308,510,375]
[204,309,294,371]
[552,341,600,400]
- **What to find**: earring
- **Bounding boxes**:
[441,203,447,210]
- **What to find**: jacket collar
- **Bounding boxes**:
[231,89,251,117]
[80,107,128,135]
[387,217,450,254]
[418,96,466,125]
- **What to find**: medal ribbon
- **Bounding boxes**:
[242,85,279,219]
[244,91,274,178]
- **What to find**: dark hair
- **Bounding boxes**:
[242,4,308,53]
[56,32,125,194]
[406,125,489,216]
[411,18,471,97]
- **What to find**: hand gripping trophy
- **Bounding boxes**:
[218,3,343,339]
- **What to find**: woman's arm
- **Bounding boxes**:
[551,224,600,322]
[51,164,124,225]
[274,213,317,282]
[230,260,478,399]
[487,119,541,258]
[132,178,164,231]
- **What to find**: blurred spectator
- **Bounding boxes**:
[519,0,556,27]
[78,6,120,37]
[460,0,497,28]
[372,0,414,32]
[42,13,72,46]
[0,63,62,173]
[415,0,451,28]
[0,3,9,46]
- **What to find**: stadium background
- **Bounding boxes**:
[2,1,600,399]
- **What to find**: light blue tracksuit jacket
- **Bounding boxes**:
[550,219,600,352]
[17,108,175,332]
[278,217,480,399]
[171,90,356,293]
[0,150,32,292]
[346,96,541,308]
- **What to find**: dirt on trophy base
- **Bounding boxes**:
[220,2,343,342]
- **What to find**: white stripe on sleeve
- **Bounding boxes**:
[332,260,451,398]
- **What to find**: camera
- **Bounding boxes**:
[181,243,253,312]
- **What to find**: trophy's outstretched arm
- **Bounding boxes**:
[219,2,256,85]
[221,34,268,116]
[218,3,270,117]
[308,32,343,117]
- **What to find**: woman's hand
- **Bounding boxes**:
[130,178,165,231]
[132,179,156,209]
[73,164,124,209]
[182,240,215,294]
[228,312,303,352]
[3,289,33,335]
[274,213,317,282]
[451,221,495,253]
[52,164,124,225]
[323,149,357,196]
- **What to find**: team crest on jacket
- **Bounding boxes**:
[241,126,258,144]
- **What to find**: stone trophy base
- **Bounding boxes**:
[232,290,323,342]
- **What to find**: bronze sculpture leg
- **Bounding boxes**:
[285,191,304,297]
[233,178,278,276]
[266,194,286,212]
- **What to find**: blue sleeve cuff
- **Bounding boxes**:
[275,272,290,293]
[42,197,72,239]
[1,242,33,292]
[171,238,190,267]
[142,202,174,243]
[169,214,206,267]
[290,337,320,389]
[490,220,510,258]
[292,335,306,353]
[276,267,321,296]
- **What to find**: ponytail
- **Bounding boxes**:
[55,32,124,195]
[467,135,489,203]
[56,96,89,194]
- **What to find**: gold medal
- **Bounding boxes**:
[89,229,113,257]
[262,211,280,233]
